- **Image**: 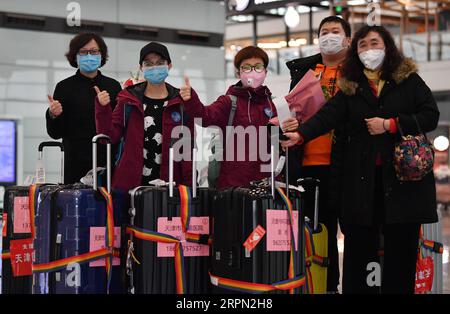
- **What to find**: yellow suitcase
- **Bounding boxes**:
[299,178,329,294]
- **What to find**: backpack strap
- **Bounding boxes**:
[115,104,134,166]
[225,95,238,140]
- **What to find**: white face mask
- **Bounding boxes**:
[319,34,346,55]
[359,49,385,70]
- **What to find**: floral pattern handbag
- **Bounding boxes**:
[393,115,435,181]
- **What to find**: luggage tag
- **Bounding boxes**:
[35,158,45,184]
[148,179,176,187]
[275,181,304,193]
[243,225,266,257]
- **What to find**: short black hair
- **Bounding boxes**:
[318,16,351,38]
[65,33,109,68]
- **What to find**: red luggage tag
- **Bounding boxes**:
[9,238,34,277]
[415,250,434,294]
[243,225,266,255]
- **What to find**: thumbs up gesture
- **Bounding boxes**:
[94,86,111,107]
[180,76,191,102]
[48,95,63,118]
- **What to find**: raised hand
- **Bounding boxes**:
[180,76,191,102]
[94,86,111,107]
[48,95,63,117]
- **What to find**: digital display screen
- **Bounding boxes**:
[0,120,17,184]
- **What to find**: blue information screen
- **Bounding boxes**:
[0,120,16,184]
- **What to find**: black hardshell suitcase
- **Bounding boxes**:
[126,144,214,294]
[210,147,307,294]
[1,142,64,294]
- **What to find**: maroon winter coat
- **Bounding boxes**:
[186,82,277,189]
[95,82,194,192]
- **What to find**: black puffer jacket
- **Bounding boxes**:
[298,58,439,225]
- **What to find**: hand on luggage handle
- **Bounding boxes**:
[92,134,111,193]
[297,177,320,232]
[37,141,65,184]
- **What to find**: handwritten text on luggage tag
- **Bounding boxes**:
[89,227,121,267]
[157,217,210,257]
[9,238,34,276]
[266,210,299,251]
[13,196,31,234]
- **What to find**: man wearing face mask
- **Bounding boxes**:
[281,16,351,294]
[180,46,278,189]
[46,33,122,184]
[95,42,194,192]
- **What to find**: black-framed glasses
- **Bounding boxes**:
[142,60,167,67]
[78,49,101,56]
[240,63,265,73]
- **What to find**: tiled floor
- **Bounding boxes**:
[336,209,450,294]
[1,210,449,294]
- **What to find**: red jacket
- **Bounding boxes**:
[95,82,194,192]
[186,82,277,189]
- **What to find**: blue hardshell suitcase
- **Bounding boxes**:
[33,135,128,294]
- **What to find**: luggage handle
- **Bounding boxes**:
[37,141,65,184]
[169,137,197,199]
[297,177,320,231]
[92,134,111,193]
[269,129,290,199]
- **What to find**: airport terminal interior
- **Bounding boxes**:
[0,0,449,295]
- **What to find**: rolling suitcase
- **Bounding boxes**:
[209,145,307,294]
[32,134,128,294]
[298,178,329,294]
[1,141,64,294]
[31,142,66,294]
[126,143,214,294]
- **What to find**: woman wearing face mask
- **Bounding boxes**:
[180,46,277,189]
[95,42,194,192]
[46,33,122,184]
[281,25,439,294]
